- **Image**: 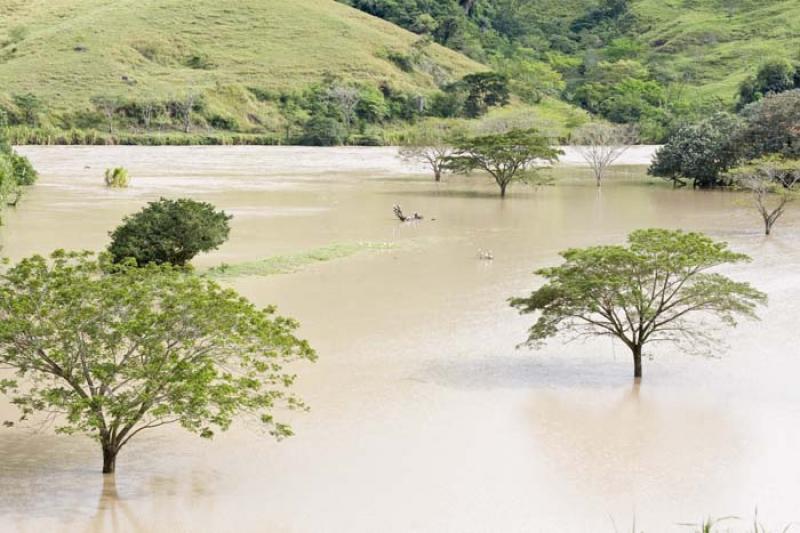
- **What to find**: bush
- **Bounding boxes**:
[208,114,239,130]
[648,113,741,188]
[104,167,130,188]
[737,90,800,160]
[386,50,414,72]
[108,198,232,266]
[737,59,799,108]
[0,137,38,187]
[300,116,347,146]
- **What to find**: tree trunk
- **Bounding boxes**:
[434,168,441,182]
[632,345,643,380]
[499,183,507,198]
[102,445,118,474]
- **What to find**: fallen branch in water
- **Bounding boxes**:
[393,204,423,222]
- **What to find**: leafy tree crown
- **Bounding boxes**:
[511,229,766,356]
[108,198,232,266]
[0,251,316,452]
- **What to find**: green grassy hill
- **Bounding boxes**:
[339,0,800,140]
[0,0,489,140]
[0,0,480,99]
[637,0,800,102]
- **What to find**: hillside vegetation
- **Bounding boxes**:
[638,0,800,99]
[342,0,800,141]
[2,0,794,145]
[0,0,514,143]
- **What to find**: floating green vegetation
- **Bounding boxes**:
[207,242,396,279]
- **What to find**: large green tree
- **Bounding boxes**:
[0,251,316,474]
[446,128,562,197]
[510,229,766,380]
[737,90,800,160]
[108,198,232,266]
[648,113,741,188]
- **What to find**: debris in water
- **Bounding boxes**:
[393,204,423,222]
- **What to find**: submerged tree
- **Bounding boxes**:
[572,123,638,186]
[510,229,766,380]
[728,156,800,235]
[648,113,740,188]
[446,128,562,197]
[108,198,231,266]
[0,251,316,474]
[398,121,464,181]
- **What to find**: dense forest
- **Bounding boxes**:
[340,0,800,141]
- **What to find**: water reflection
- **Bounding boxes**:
[87,476,142,533]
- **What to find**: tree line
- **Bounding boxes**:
[1,68,513,147]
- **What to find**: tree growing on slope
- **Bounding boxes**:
[510,229,766,380]
[0,251,316,474]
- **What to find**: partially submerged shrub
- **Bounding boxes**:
[104,167,130,188]
[108,197,232,266]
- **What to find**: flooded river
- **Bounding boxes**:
[1,147,798,532]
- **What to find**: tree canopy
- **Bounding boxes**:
[510,229,766,379]
[737,59,800,109]
[108,198,232,266]
[648,113,741,188]
[737,90,800,161]
[0,135,38,222]
[0,251,316,473]
[446,128,562,197]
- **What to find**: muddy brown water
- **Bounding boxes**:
[1,146,798,532]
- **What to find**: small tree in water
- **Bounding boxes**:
[510,229,766,380]
[728,156,800,235]
[0,251,316,474]
[104,167,130,188]
[398,121,464,181]
[572,123,638,186]
[108,198,231,266]
[447,128,562,197]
